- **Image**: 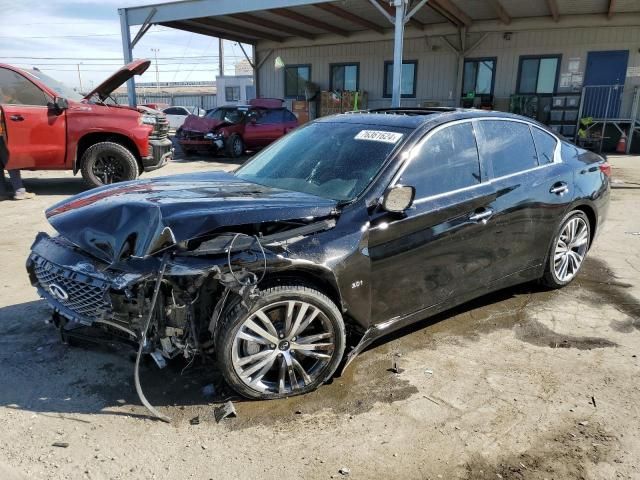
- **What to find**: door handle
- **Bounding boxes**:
[549,182,569,195]
[10,114,24,121]
[469,208,493,223]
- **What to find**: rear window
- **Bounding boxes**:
[475,120,538,178]
[531,127,557,164]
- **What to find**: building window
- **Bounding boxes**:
[284,64,311,98]
[517,55,561,94]
[330,63,359,91]
[225,86,240,102]
[462,58,496,97]
[383,61,417,98]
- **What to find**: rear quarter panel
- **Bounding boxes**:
[562,141,611,236]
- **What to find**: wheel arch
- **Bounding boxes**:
[260,267,343,317]
[74,132,142,174]
[570,202,597,246]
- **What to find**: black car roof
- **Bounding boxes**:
[316,108,548,131]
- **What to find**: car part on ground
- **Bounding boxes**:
[0,61,172,187]
[27,108,610,420]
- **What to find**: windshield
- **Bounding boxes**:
[23,69,83,101]
[235,122,411,201]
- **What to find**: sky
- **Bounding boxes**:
[0,0,252,91]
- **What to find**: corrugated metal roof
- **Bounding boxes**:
[148,0,640,43]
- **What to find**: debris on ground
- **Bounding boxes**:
[579,421,589,426]
[425,369,434,375]
[388,361,404,374]
[339,467,351,476]
[591,396,597,408]
[52,442,69,448]
[190,416,200,425]
[214,401,237,423]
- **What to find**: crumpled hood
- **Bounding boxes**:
[181,115,230,134]
[45,171,337,264]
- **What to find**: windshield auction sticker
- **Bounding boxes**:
[354,130,404,144]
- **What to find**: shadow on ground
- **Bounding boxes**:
[0,257,635,426]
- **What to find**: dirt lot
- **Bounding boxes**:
[0,153,639,480]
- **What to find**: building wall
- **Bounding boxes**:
[257,25,640,113]
[216,75,255,106]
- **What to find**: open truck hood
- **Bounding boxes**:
[83,59,151,102]
[44,172,337,264]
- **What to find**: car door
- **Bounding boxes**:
[368,120,499,324]
[244,109,285,147]
[474,119,573,283]
[0,67,66,169]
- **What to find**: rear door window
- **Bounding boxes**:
[531,127,557,164]
[475,120,538,178]
[399,122,481,198]
[256,109,284,124]
[0,68,48,106]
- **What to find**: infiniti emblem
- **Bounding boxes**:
[49,283,69,301]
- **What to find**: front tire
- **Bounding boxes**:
[80,141,139,188]
[216,285,346,400]
[225,134,244,158]
[541,210,591,288]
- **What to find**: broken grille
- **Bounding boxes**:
[32,256,111,322]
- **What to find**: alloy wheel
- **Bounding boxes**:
[231,300,335,395]
[553,216,589,282]
[92,155,126,184]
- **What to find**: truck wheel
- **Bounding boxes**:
[80,141,139,188]
[225,134,244,158]
[216,285,346,400]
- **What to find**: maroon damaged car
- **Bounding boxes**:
[177,98,298,158]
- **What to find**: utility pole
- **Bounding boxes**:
[77,63,83,93]
[150,48,160,92]
[218,38,224,77]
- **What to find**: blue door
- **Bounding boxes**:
[583,50,629,118]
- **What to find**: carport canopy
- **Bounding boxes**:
[119,0,640,107]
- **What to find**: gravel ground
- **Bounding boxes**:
[0,153,639,480]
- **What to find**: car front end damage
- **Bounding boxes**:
[25,172,355,420]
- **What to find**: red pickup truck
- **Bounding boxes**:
[0,60,172,187]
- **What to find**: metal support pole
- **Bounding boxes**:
[600,87,613,153]
[391,0,406,108]
[574,86,586,144]
[454,27,466,107]
[627,86,640,154]
[119,8,136,107]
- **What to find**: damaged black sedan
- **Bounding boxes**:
[27,108,610,408]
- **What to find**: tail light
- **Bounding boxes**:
[599,162,611,177]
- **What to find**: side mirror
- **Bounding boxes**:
[381,185,415,213]
[52,97,68,113]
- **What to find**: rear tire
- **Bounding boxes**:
[541,210,591,288]
[80,141,139,188]
[225,134,244,158]
[215,285,346,400]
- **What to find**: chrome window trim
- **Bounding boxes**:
[390,116,562,205]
